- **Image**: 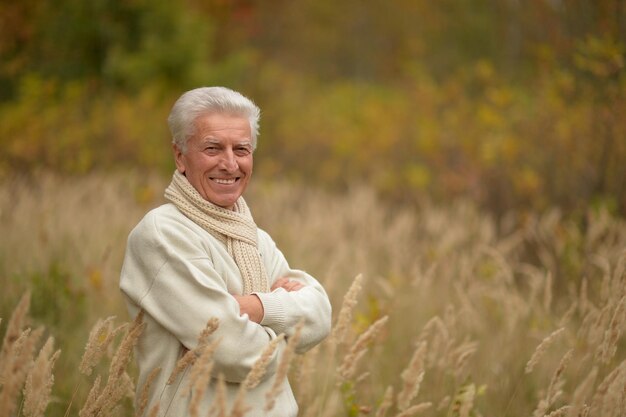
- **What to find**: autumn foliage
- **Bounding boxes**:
[0,1,624,216]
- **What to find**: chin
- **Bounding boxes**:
[214,197,239,209]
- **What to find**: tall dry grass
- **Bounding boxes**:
[1,172,625,416]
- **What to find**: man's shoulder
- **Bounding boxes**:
[142,203,182,222]
[129,203,192,241]
[134,203,178,227]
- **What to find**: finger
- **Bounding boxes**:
[271,277,289,291]
[284,281,304,292]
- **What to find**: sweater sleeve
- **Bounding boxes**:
[120,210,282,383]
[253,230,332,353]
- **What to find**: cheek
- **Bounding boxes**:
[244,158,253,173]
[188,155,211,172]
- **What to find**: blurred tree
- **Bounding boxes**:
[0,0,215,97]
[0,0,43,99]
[0,0,625,216]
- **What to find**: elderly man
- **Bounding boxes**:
[120,87,332,416]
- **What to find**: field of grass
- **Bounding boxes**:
[1,172,625,417]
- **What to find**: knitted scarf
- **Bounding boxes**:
[164,170,269,294]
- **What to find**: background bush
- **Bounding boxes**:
[1,0,624,216]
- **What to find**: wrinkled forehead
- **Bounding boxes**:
[191,112,252,142]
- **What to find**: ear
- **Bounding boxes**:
[173,143,185,174]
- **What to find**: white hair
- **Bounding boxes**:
[168,86,261,152]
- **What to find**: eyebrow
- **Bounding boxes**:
[200,138,253,147]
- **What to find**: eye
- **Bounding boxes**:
[204,145,219,154]
[234,146,252,156]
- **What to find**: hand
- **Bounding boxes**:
[233,294,264,324]
[271,277,305,292]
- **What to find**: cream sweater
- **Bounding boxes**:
[119,204,332,417]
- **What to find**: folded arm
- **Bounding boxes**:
[250,230,333,353]
[120,213,284,383]
[234,278,306,323]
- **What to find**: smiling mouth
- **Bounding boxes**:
[211,178,238,185]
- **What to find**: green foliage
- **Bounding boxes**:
[27,261,87,331]
[100,0,215,91]
[254,59,625,215]
[0,76,174,173]
[0,0,624,216]
[0,0,215,92]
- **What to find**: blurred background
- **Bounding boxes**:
[1,2,626,416]
[1,0,624,217]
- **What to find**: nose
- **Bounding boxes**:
[219,149,238,172]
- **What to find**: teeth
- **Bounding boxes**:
[213,178,236,185]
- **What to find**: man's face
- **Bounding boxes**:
[174,112,253,210]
